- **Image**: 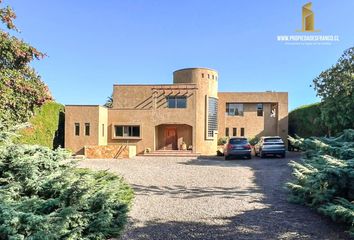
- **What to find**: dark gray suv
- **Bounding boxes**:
[224,137,252,160]
[254,136,286,158]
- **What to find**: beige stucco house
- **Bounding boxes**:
[65,68,288,158]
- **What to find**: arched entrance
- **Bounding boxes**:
[155,124,192,150]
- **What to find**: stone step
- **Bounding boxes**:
[140,150,200,157]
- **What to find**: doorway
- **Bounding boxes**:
[164,127,177,150]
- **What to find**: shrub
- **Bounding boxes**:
[248,136,260,146]
[15,101,64,149]
[287,130,354,236]
[0,124,133,239]
[218,137,228,145]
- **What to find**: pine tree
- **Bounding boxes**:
[0,123,133,239]
[287,130,354,236]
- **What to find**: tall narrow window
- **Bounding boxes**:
[74,123,80,136]
[102,124,104,137]
[233,128,237,136]
[202,73,204,78]
[225,128,229,137]
[241,128,245,137]
[208,74,210,79]
[207,97,218,138]
[85,123,90,136]
[257,103,263,116]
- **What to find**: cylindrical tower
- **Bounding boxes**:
[173,68,219,155]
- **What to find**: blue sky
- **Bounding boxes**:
[5,0,354,110]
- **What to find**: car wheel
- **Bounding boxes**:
[260,152,265,158]
[280,153,286,158]
[225,155,229,160]
[247,154,252,159]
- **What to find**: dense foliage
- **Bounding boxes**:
[287,130,354,236]
[288,103,327,138]
[0,124,134,239]
[15,102,65,149]
[0,1,51,126]
[312,47,354,135]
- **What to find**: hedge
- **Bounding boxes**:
[15,101,64,149]
[289,103,328,138]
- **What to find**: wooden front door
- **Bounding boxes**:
[164,127,177,150]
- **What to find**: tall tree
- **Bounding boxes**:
[0,0,52,126]
[313,47,354,135]
[104,94,113,108]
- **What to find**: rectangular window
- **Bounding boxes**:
[102,124,104,137]
[85,123,90,136]
[207,97,218,138]
[233,128,237,136]
[167,96,187,108]
[114,125,140,138]
[225,127,229,137]
[74,123,80,136]
[226,103,244,116]
[241,128,245,137]
[257,103,263,116]
[202,73,204,78]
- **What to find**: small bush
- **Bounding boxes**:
[0,124,133,239]
[218,137,228,145]
[248,136,260,146]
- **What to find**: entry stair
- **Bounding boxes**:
[141,150,201,157]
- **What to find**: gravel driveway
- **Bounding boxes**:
[79,152,351,240]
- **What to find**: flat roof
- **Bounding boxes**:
[113,83,196,86]
[65,105,106,108]
[173,67,217,73]
[218,91,288,94]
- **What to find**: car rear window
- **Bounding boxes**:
[229,138,248,144]
[264,138,283,143]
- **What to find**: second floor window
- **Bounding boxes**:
[226,103,244,116]
[167,96,187,108]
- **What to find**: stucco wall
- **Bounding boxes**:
[65,105,104,154]
[173,68,219,155]
[65,68,288,157]
[109,84,197,154]
[218,92,288,143]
